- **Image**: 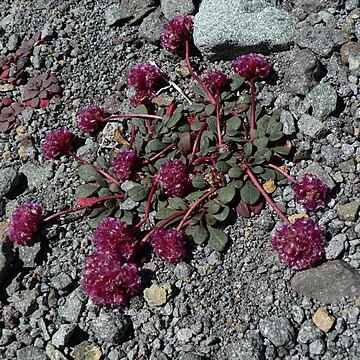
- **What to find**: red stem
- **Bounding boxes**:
[215,90,222,147]
[189,121,208,165]
[101,114,162,122]
[135,181,158,229]
[249,79,256,142]
[267,164,297,184]
[193,156,216,167]
[244,164,292,226]
[140,209,188,245]
[177,187,217,230]
[67,151,120,186]
[144,143,176,164]
[43,205,89,223]
[185,40,216,105]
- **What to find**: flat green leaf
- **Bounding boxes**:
[88,207,104,218]
[207,201,221,214]
[269,131,284,142]
[205,104,216,116]
[205,213,217,226]
[192,174,208,189]
[208,227,228,251]
[240,180,261,205]
[155,207,179,220]
[189,102,205,113]
[167,111,182,128]
[206,116,217,133]
[147,139,167,152]
[78,164,103,182]
[132,118,147,135]
[109,183,122,193]
[217,183,236,204]
[88,208,113,229]
[234,179,244,189]
[186,190,206,201]
[186,224,208,245]
[127,185,149,202]
[98,187,113,197]
[134,104,148,114]
[212,205,230,221]
[228,165,243,178]
[95,156,110,170]
[243,142,253,158]
[168,197,187,210]
[216,161,231,172]
[255,136,269,149]
[272,145,290,156]
[260,168,276,181]
[230,73,245,91]
[252,166,264,174]
[75,184,99,198]
[226,116,241,131]
[121,210,134,225]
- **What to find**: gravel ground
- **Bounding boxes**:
[0,0,360,359]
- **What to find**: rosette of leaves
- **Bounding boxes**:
[22,72,62,108]
[0,97,24,132]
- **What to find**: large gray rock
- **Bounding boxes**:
[259,316,295,348]
[291,260,360,304]
[17,346,47,360]
[284,49,322,95]
[19,162,52,189]
[139,9,167,44]
[161,0,195,20]
[0,168,18,198]
[193,0,296,60]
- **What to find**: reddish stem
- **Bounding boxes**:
[101,114,162,122]
[249,79,256,142]
[144,143,176,164]
[140,209,188,246]
[177,187,217,230]
[43,205,89,223]
[215,89,223,147]
[185,40,216,105]
[146,119,153,135]
[267,164,297,184]
[193,156,216,167]
[129,124,136,148]
[77,193,124,207]
[189,121,208,165]
[244,164,292,226]
[135,181,158,229]
[67,151,120,186]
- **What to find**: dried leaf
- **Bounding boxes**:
[263,179,276,194]
[114,129,130,145]
[288,213,308,224]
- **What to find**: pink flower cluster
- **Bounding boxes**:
[7,203,43,245]
[113,149,139,181]
[161,16,194,53]
[151,227,188,264]
[203,71,230,92]
[233,53,270,81]
[126,63,164,106]
[82,218,142,307]
[293,174,329,212]
[42,129,75,159]
[77,105,107,133]
[271,217,326,270]
[157,159,193,197]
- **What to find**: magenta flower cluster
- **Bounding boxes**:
[203,71,230,92]
[77,105,107,133]
[151,227,188,264]
[271,217,326,270]
[82,218,142,307]
[157,159,193,197]
[126,63,164,106]
[293,174,329,212]
[233,53,270,81]
[161,15,194,53]
[7,203,43,245]
[113,149,139,181]
[42,129,75,159]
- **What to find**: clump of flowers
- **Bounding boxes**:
[271,217,326,270]
[42,129,75,159]
[293,174,329,212]
[7,16,334,308]
[156,159,193,197]
[7,203,43,245]
[161,15,194,53]
[151,228,188,264]
[82,253,142,307]
[126,63,164,106]
[113,149,139,181]
[77,105,107,133]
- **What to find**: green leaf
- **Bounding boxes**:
[269,131,284,142]
[212,205,230,222]
[134,104,148,114]
[192,174,209,189]
[205,104,216,116]
[272,145,290,156]
[121,211,134,225]
[155,207,179,220]
[88,207,105,218]
[252,166,264,174]
[88,208,113,228]
[207,201,221,214]
[205,213,217,226]
[263,149,273,161]
[134,133,144,153]
[167,111,182,128]
[109,183,122,193]
[127,185,149,202]
[230,73,245,91]
[132,118,147,135]
[216,161,231,172]
[75,184,99,198]
[147,139,167,152]
[189,102,205,113]
[78,164,103,182]
[186,190,206,202]
[240,180,261,205]
[95,156,110,170]
[228,165,243,178]
[206,116,217,133]
[217,183,236,204]
[260,168,276,181]
[208,227,228,251]
[226,116,241,131]
[243,142,253,158]
[98,187,113,197]
[186,224,208,245]
[255,136,269,149]
[234,179,244,189]
[257,116,270,132]
[168,197,187,210]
